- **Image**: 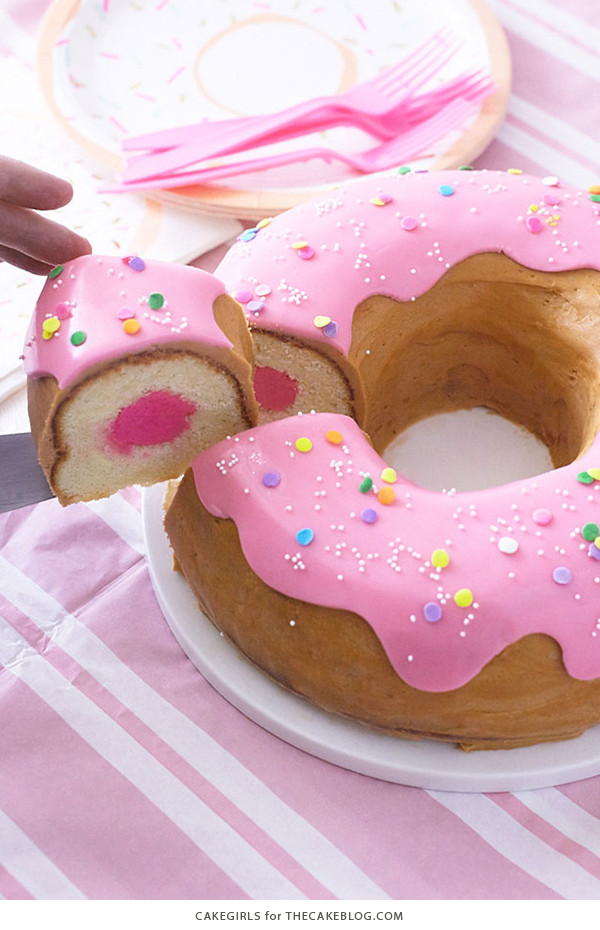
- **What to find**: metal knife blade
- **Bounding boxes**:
[0,433,54,512]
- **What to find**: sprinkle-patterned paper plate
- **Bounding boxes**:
[37,0,511,220]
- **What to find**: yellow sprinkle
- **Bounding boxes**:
[313,315,331,328]
[507,168,522,174]
[431,549,450,569]
[378,486,395,505]
[292,240,308,250]
[295,437,312,453]
[370,197,386,206]
[42,330,54,340]
[326,429,343,445]
[380,467,397,484]
[42,316,61,334]
[588,467,600,480]
[588,185,600,195]
[123,319,141,335]
[454,588,473,608]
[256,217,272,229]
[529,203,539,212]
[594,537,600,550]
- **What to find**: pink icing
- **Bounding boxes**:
[192,412,600,693]
[216,169,600,355]
[108,390,196,452]
[23,255,232,390]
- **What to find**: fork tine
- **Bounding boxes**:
[370,28,455,95]
[377,36,463,100]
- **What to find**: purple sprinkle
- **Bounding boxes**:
[544,192,562,206]
[128,256,146,272]
[360,508,378,524]
[234,289,253,304]
[297,246,315,260]
[424,602,442,623]
[552,566,572,585]
[322,320,338,338]
[118,307,135,320]
[247,299,265,313]
[589,543,600,561]
[262,471,281,488]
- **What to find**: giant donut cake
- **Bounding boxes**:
[24,168,600,748]
[165,168,600,750]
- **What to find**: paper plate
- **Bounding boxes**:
[141,410,600,791]
[38,0,511,220]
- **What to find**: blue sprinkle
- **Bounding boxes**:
[296,528,314,546]
[240,229,257,241]
[438,184,454,196]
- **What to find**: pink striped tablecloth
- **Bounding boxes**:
[2,0,600,904]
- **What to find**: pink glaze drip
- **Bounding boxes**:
[23,255,231,390]
[254,366,299,411]
[108,390,196,452]
[191,413,600,693]
[216,169,600,355]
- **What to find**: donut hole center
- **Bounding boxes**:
[351,254,600,489]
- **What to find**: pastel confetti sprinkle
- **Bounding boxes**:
[322,321,338,338]
[256,217,271,229]
[588,468,600,480]
[401,216,418,231]
[553,566,572,585]
[54,302,73,320]
[127,256,146,272]
[438,184,454,196]
[247,300,265,313]
[380,467,396,484]
[262,471,281,488]
[255,284,271,296]
[498,537,519,555]
[378,486,395,505]
[296,527,314,546]
[360,508,378,524]
[589,543,600,561]
[313,315,331,329]
[533,508,553,525]
[295,437,312,453]
[359,476,373,493]
[117,307,135,320]
[297,246,315,260]
[70,331,87,346]
[48,265,63,279]
[423,602,442,623]
[148,292,165,310]
[234,289,253,304]
[123,319,141,335]
[582,522,600,541]
[577,472,595,485]
[431,549,450,569]
[526,215,544,233]
[42,316,60,335]
[326,429,343,445]
[454,588,473,608]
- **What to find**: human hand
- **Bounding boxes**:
[0,155,92,274]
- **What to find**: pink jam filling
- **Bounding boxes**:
[253,365,299,412]
[108,390,196,451]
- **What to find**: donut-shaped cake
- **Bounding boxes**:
[165,168,600,749]
[23,256,256,504]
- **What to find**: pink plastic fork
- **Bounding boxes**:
[104,96,481,194]
[122,27,457,160]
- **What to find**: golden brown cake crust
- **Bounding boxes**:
[165,471,600,751]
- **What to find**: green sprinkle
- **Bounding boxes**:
[590,194,600,203]
[70,330,87,346]
[582,522,600,541]
[397,166,411,175]
[458,165,475,170]
[359,476,373,493]
[48,265,63,279]
[148,292,165,310]
[577,471,594,485]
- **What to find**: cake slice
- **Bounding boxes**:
[23,255,256,505]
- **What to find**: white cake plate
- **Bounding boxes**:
[142,474,600,793]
